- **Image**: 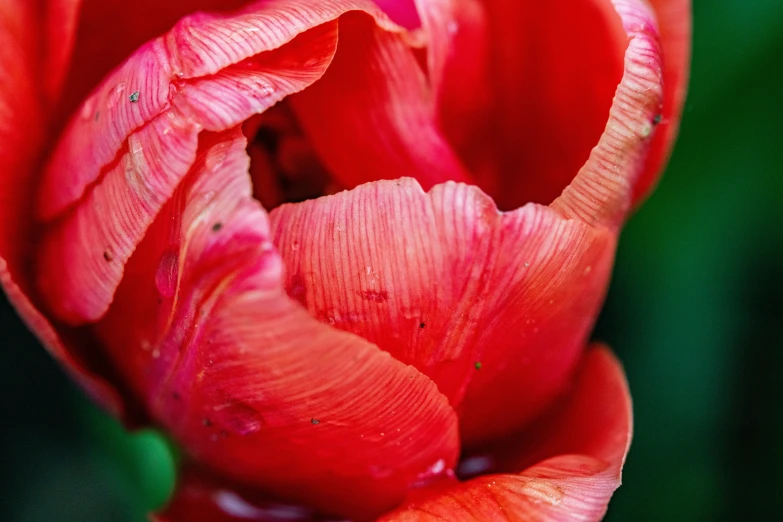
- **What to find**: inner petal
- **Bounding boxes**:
[434,0,627,210]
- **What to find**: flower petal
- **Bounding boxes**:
[380,346,632,522]
[413,0,491,180]
[290,10,470,191]
[631,0,691,205]
[460,345,632,477]
[57,0,250,123]
[551,0,665,228]
[152,463,336,522]
[36,0,400,324]
[416,0,628,210]
[95,129,459,520]
[270,178,615,444]
[0,0,124,416]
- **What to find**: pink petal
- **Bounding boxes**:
[631,0,691,205]
[380,346,632,521]
[95,129,459,520]
[56,0,250,124]
[289,10,470,191]
[418,0,628,210]
[270,178,615,443]
[551,0,666,228]
[461,0,666,442]
[36,1,399,324]
[0,0,123,417]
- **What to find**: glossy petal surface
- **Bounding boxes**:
[380,346,632,521]
[95,129,459,520]
[271,179,615,444]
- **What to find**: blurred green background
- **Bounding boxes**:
[1,1,782,520]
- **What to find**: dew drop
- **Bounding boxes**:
[107,82,126,108]
[213,401,265,436]
[80,96,97,121]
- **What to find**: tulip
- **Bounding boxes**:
[0,0,689,520]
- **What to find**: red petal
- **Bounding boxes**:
[0,0,123,416]
[460,345,632,476]
[96,129,459,520]
[36,1,398,324]
[290,11,470,191]
[631,0,691,205]
[414,0,492,179]
[551,0,666,228]
[270,178,615,444]
[380,346,632,522]
[152,463,336,522]
[461,0,665,442]
[57,0,249,123]
[420,0,628,210]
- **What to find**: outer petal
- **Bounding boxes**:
[631,0,691,205]
[35,0,403,325]
[95,129,459,520]
[152,463,334,522]
[270,178,615,444]
[0,0,123,415]
[379,346,632,522]
[290,11,470,191]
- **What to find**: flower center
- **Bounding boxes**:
[244,102,340,211]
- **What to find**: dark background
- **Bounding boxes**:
[1,1,782,520]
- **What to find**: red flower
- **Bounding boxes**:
[0,0,689,520]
